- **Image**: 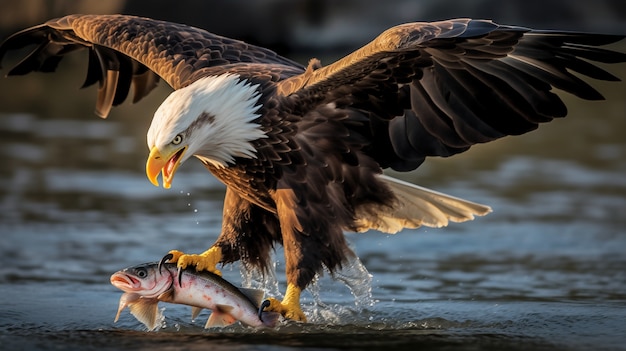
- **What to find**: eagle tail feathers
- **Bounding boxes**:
[353,175,492,233]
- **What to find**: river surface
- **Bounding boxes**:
[0,54,625,350]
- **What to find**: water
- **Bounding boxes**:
[0,62,625,350]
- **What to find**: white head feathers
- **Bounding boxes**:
[147,74,266,168]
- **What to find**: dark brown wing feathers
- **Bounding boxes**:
[282,19,625,171]
[0,14,303,117]
[1,15,623,171]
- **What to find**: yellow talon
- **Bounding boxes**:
[166,249,185,264]
[166,247,222,276]
[265,284,306,322]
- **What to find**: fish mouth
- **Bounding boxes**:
[110,272,141,291]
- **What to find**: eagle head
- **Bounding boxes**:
[145,74,266,188]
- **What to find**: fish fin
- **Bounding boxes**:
[191,306,203,321]
[215,304,235,313]
[114,292,141,322]
[157,288,175,302]
[238,287,265,306]
[205,310,237,328]
[260,311,282,328]
[128,297,161,331]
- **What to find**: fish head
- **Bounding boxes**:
[110,262,173,298]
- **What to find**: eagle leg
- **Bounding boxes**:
[264,283,306,322]
[165,246,223,276]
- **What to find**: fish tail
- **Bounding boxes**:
[260,311,281,327]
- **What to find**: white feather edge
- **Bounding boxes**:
[354,174,492,233]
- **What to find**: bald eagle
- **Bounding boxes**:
[1,15,624,321]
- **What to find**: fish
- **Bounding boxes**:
[110,254,281,330]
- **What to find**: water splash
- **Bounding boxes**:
[151,306,167,331]
[305,276,362,324]
[331,248,375,310]
[239,255,282,299]
[238,245,374,323]
[299,248,375,324]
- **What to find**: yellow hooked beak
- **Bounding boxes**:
[146,146,187,189]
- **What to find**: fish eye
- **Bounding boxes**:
[135,267,148,278]
[172,134,183,145]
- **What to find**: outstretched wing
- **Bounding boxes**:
[0,14,304,117]
[279,19,626,171]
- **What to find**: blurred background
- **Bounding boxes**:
[0,1,625,351]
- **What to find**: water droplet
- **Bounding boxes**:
[193,209,198,213]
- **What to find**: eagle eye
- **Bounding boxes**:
[172,134,183,145]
